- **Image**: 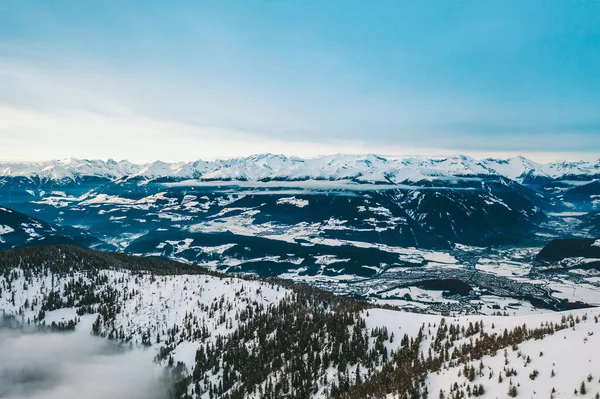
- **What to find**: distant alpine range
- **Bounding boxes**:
[1,154,599,183]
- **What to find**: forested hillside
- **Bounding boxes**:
[1,245,599,398]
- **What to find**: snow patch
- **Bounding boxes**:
[276,196,309,208]
[0,225,15,235]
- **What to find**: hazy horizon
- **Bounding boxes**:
[1,1,599,163]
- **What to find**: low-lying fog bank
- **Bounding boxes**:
[0,324,169,399]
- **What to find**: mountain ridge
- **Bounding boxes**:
[2,154,599,184]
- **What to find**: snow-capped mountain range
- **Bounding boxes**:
[1,154,599,183]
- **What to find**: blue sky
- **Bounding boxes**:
[0,1,599,162]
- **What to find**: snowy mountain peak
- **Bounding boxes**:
[481,156,549,181]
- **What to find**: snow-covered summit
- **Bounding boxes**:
[1,154,598,183]
[481,156,550,181]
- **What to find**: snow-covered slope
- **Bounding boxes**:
[2,154,598,183]
[2,246,599,399]
[426,310,600,399]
